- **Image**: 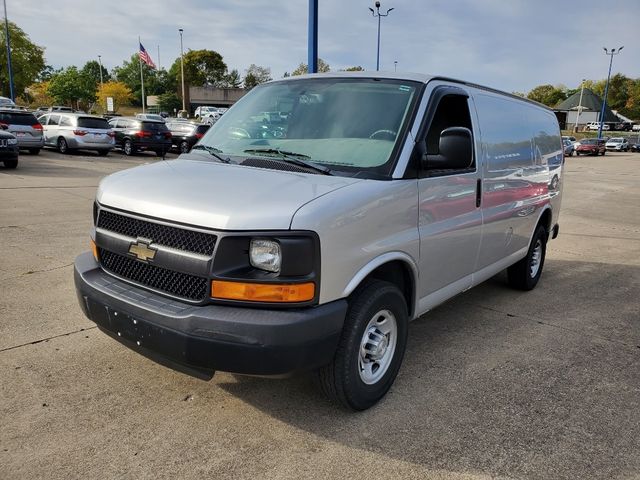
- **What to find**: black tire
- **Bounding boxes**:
[97,150,109,156]
[57,137,68,154]
[317,279,408,411]
[123,139,134,156]
[568,150,573,157]
[575,151,580,156]
[3,159,18,169]
[507,224,547,291]
[29,148,40,155]
[154,149,165,157]
[179,140,190,154]
[601,150,605,156]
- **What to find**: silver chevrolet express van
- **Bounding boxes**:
[75,72,563,410]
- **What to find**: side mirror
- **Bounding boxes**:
[424,127,473,170]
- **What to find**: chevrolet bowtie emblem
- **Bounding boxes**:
[128,240,157,262]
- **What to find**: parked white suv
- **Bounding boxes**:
[75,73,563,410]
[194,106,220,120]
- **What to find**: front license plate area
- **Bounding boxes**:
[107,308,150,345]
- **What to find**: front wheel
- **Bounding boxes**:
[3,159,18,169]
[317,280,408,410]
[507,224,547,291]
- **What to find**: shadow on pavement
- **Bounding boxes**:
[217,259,640,479]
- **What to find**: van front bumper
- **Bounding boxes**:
[74,252,346,379]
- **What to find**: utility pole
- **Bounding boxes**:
[369,1,394,71]
[97,55,104,87]
[179,28,186,113]
[3,0,14,101]
[308,0,318,74]
[573,79,585,133]
[598,46,623,139]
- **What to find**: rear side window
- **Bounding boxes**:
[48,115,60,126]
[0,112,38,125]
[59,116,73,126]
[142,121,168,132]
[78,117,110,129]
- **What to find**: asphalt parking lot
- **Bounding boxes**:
[1,148,639,479]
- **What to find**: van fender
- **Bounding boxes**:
[531,204,553,240]
[341,251,419,306]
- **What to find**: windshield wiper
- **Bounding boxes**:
[243,148,332,175]
[190,144,231,163]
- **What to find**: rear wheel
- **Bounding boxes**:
[123,139,134,156]
[179,140,190,153]
[3,159,18,169]
[97,150,109,156]
[29,148,40,155]
[507,224,547,291]
[57,137,68,154]
[317,279,408,411]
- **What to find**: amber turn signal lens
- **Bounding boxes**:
[211,280,315,303]
[90,239,99,261]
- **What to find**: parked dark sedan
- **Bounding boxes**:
[0,125,19,168]
[575,138,606,156]
[631,143,640,153]
[166,121,210,153]
[107,117,172,156]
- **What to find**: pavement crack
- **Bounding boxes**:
[0,326,98,353]
[469,303,638,350]
[4,262,74,281]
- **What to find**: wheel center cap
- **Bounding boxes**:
[371,335,389,360]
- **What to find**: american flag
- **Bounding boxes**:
[139,43,156,69]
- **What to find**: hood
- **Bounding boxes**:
[97,157,361,230]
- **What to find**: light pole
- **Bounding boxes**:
[573,78,585,133]
[597,46,623,139]
[394,60,397,72]
[179,28,186,114]
[97,55,104,88]
[369,1,394,71]
[3,0,15,101]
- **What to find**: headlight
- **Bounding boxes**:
[250,239,281,273]
[7,138,18,145]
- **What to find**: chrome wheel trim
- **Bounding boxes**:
[124,141,132,155]
[530,240,543,278]
[180,141,189,153]
[358,309,398,385]
[58,138,67,153]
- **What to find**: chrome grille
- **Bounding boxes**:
[97,210,216,256]
[99,249,208,301]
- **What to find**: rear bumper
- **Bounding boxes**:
[16,137,44,148]
[67,137,115,150]
[74,252,347,379]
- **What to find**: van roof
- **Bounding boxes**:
[271,71,552,112]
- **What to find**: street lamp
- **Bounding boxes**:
[597,46,623,139]
[369,1,394,71]
[394,60,398,72]
[179,28,186,114]
[97,55,104,88]
[3,0,15,101]
[573,78,585,133]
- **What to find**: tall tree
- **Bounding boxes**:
[342,66,364,71]
[112,54,173,106]
[526,84,567,107]
[47,66,96,110]
[81,60,111,91]
[243,64,272,89]
[291,58,330,76]
[95,81,133,113]
[0,21,46,98]
[168,49,227,88]
[221,69,242,88]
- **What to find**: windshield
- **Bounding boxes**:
[609,138,622,143]
[198,78,420,178]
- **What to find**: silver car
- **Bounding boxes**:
[0,109,45,154]
[39,113,115,155]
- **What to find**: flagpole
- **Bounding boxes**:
[157,45,161,70]
[138,36,146,113]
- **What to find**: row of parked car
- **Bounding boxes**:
[562,135,640,156]
[0,107,213,167]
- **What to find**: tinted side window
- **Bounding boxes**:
[475,94,533,172]
[195,125,210,135]
[142,121,168,132]
[78,117,110,129]
[59,116,73,127]
[48,115,60,126]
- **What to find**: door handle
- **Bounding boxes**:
[476,179,482,208]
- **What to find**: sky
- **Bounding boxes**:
[8,0,640,93]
